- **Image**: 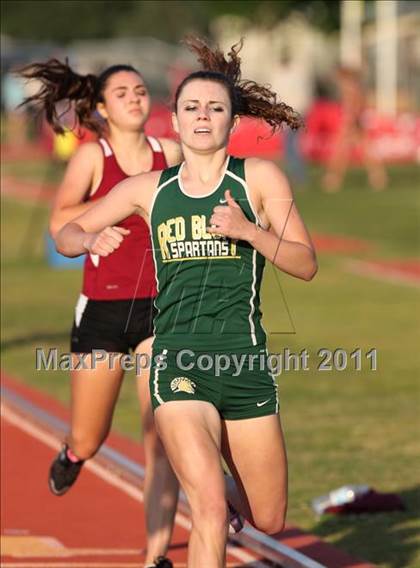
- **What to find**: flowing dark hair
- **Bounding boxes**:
[18,60,140,134]
[175,37,303,131]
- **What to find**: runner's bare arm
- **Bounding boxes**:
[208,159,317,281]
[246,159,317,280]
[55,170,160,258]
[49,143,104,237]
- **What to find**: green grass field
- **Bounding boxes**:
[1,160,420,567]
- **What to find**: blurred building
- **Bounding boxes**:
[212,1,420,115]
[363,1,420,113]
[1,2,418,163]
[69,36,193,99]
[0,34,193,100]
[212,13,331,113]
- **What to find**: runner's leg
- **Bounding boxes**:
[136,337,179,565]
[155,401,228,568]
[69,353,125,459]
[222,414,288,534]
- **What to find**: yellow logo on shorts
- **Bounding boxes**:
[170,377,196,394]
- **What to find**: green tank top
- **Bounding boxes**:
[150,156,266,351]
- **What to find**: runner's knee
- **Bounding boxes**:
[70,432,102,460]
[252,502,286,535]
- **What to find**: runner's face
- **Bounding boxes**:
[97,71,151,132]
[173,79,237,152]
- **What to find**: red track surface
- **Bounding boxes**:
[0,373,265,567]
[2,417,183,566]
[1,373,376,567]
[346,259,420,285]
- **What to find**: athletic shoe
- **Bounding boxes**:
[145,557,173,568]
[48,444,84,496]
[228,502,244,533]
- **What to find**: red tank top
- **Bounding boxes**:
[82,136,167,300]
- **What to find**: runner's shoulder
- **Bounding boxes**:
[244,156,282,174]
[244,158,291,197]
[70,141,103,166]
[157,137,182,165]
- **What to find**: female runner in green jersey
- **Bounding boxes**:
[56,37,317,568]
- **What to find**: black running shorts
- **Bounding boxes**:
[70,294,156,354]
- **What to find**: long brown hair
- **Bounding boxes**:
[175,37,303,131]
[19,60,140,134]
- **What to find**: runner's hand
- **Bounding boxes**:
[83,226,130,257]
[208,190,257,242]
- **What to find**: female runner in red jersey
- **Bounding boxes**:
[20,60,181,568]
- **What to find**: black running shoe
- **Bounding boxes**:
[153,557,173,568]
[48,444,84,496]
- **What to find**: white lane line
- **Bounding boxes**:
[0,560,250,567]
[1,404,259,565]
